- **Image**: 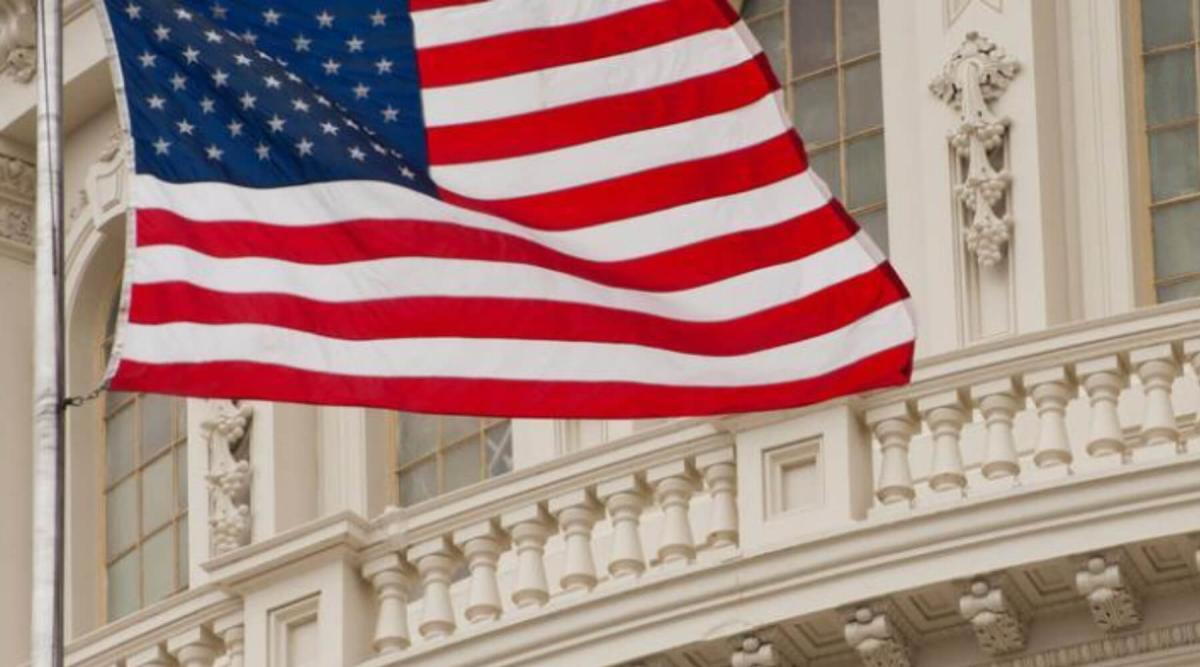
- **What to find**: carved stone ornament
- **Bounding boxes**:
[930,31,1019,267]
[845,607,912,667]
[69,130,131,231]
[1075,556,1143,632]
[203,400,254,556]
[959,579,1028,656]
[0,0,35,83]
[730,635,778,667]
[0,153,34,246]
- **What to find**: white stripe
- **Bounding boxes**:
[429,93,788,199]
[421,27,759,127]
[120,301,914,386]
[412,0,665,48]
[132,173,832,262]
[132,233,880,322]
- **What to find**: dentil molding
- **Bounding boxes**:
[973,619,1200,667]
[930,31,1019,267]
[203,400,254,556]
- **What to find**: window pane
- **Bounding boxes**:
[1152,198,1200,279]
[177,517,189,587]
[441,416,481,447]
[1143,49,1197,127]
[444,441,482,493]
[1157,277,1200,301]
[1142,0,1193,50]
[791,0,837,77]
[809,147,843,201]
[399,459,437,507]
[844,57,884,134]
[176,446,188,511]
[1149,125,1200,201]
[748,14,787,81]
[106,405,135,484]
[397,413,439,464]
[792,73,839,145]
[142,528,175,605]
[742,0,784,19]
[846,133,887,209]
[107,550,140,621]
[484,421,513,479]
[106,477,138,559]
[841,0,881,60]
[106,390,132,414]
[856,207,889,252]
[142,454,174,532]
[141,394,175,459]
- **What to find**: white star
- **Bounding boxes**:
[176,119,195,135]
[146,94,166,110]
[263,8,281,25]
[346,36,364,52]
[182,45,200,64]
[200,97,215,114]
[124,2,142,19]
[369,10,387,26]
[315,94,331,107]
[169,73,187,91]
[382,106,399,122]
[205,145,224,161]
[212,69,230,87]
[321,58,341,75]
[234,53,253,67]
[371,141,386,154]
[348,146,366,161]
[175,8,193,21]
[316,10,334,28]
[227,120,244,136]
[263,75,282,89]
[375,58,394,75]
[291,98,310,112]
[353,83,370,99]
[320,121,339,136]
[138,50,157,68]
[239,92,257,109]
[400,166,415,179]
[211,3,228,19]
[152,137,171,155]
[240,30,259,45]
[296,137,314,156]
[294,34,312,51]
[153,24,171,41]
[344,117,360,130]
[267,114,286,133]
[285,71,302,83]
[204,30,224,44]
[255,143,270,160]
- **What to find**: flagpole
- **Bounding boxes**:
[30,0,66,664]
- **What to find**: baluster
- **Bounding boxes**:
[362,553,413,652]
[453,521,507,624]
[696,447,739,549]
[168,627,222,667]
[1132,344,1183,459]
[647,460,700,566]
[918,391,969,498]
[1024,368,1075,476]
[1077,355,1130,464]
[501,505,555,608]
[1185,339,1200,455]
[213,613,246,667]
[970,378,1023,485]
[597,475,649,579]
[409,537,460,640]
[127,645,173,667]
[865,403,918,507]
[550,490,603,593]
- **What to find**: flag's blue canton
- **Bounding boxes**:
[104,0,435,195]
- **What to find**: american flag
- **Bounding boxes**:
[100,0,916,417]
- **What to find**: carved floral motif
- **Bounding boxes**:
[0,153,33,245]
[203,400,254,556]
[1075,556,1143,632]
[0,0,35,83]
[930,31,1019,267]
[845,607,912,667]
[959,579,1028,655]
[730,635,778,667]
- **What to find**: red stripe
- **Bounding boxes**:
[417,0,735,88]
[135,199,852,292]
[409,0,486,11]
[438,132,809,231]
[427,54,778,165]
[128,266,905,355]
[110,342,914,418]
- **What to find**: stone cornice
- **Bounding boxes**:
[972,619,1200,667]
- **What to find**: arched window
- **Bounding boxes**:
[100,296,188,620]
[1136,0,1200,302]
[394,414,512,507]
[743,0,888,249]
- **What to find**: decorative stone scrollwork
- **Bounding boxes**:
[845,607,912,667]
[730,635,778,667]
[930,31,1019,267]
[959,579,1028,655]
[1075,556,1143,632]
[203,400,254,555]
[0,0,35,83]
[70,130,131,231]
[0,153,34,246]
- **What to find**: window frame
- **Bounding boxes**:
[389,414,513,508]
